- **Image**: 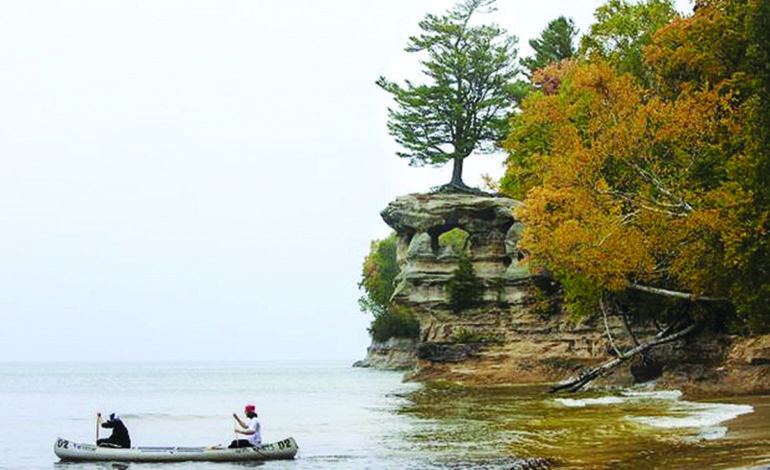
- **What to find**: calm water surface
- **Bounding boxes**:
[0,362,768,470]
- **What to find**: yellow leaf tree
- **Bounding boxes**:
[502,0,769,333]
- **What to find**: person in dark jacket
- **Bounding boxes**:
[96,412,131,448]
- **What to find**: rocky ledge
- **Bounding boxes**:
[363,192,770,398]
[353,337,418,370]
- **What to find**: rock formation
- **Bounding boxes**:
[352,337,418,370]
[374,192,638,385]
[380,192,529,309]
[358,192,770,397]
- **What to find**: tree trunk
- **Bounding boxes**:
[433,155,491,195]
[629,284,728,302]
[449,156,465,187]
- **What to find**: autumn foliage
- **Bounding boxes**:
[501,0,770,331]
[358,234,420,342]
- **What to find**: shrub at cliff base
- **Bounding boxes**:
[369,308,420,343]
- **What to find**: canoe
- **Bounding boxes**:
[54,437,298,462]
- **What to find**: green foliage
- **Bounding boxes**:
[579,0,678,83]
[369,308,421,343]
[376,0,521,189]
[521,16,579,77]
[618,289,699,328]
[558,272,604,320]
[438,227,470,256]
[531,277,562,318]
[645,0,770,331]
[453,329,501,344]
[359,234,420,341]
[733,0,770,331]
[446,256,485,313]
[358,234,400,316]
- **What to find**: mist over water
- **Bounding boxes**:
[1,362,768,470]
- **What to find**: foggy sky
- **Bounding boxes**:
[0,0,693,362]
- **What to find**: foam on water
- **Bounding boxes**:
[621,389,683,401]
[555,389,683,408]
[553,387,755,441]
[632,402,754,430]
[697,426,728,440]
[555,396,626,407]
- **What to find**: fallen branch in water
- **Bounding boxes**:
[550,320,697,393]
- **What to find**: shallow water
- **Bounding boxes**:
[1,362,768,469]
[399,383,770,469]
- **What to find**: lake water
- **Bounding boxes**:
[1,361,768,470]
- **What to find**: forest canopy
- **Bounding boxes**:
[500,0,770,332]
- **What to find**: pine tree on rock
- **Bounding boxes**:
[377,0,521,193]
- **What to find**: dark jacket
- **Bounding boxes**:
[100,417,131,448]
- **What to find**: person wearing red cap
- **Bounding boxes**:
[229,403,261,448]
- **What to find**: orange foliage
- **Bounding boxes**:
[501,0,767,318]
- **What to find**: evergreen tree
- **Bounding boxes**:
[377,0,521,193]
[447,256,485,313]
[521,16,578,77]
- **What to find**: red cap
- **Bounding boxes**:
[244,404,256,414]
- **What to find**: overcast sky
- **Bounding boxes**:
[0,0,693,362]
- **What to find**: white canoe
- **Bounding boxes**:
[54,437,298,462]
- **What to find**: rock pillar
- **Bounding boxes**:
[380,192,530,310]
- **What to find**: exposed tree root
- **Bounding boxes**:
[430,182,494,196]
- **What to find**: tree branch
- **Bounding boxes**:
[615,299,640,347]
[550,321,697,393]
[628,283,729,302]
[601,297,622,357]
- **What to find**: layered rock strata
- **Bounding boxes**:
[359,192,769,397]
[375,192,630,384]
[380,192,529,307]
[352,337,418,370]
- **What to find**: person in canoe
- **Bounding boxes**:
[229,403,261,448]
[96,412,131,448]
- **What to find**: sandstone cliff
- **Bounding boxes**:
[360,192,770,398]
[352,337,417,370]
